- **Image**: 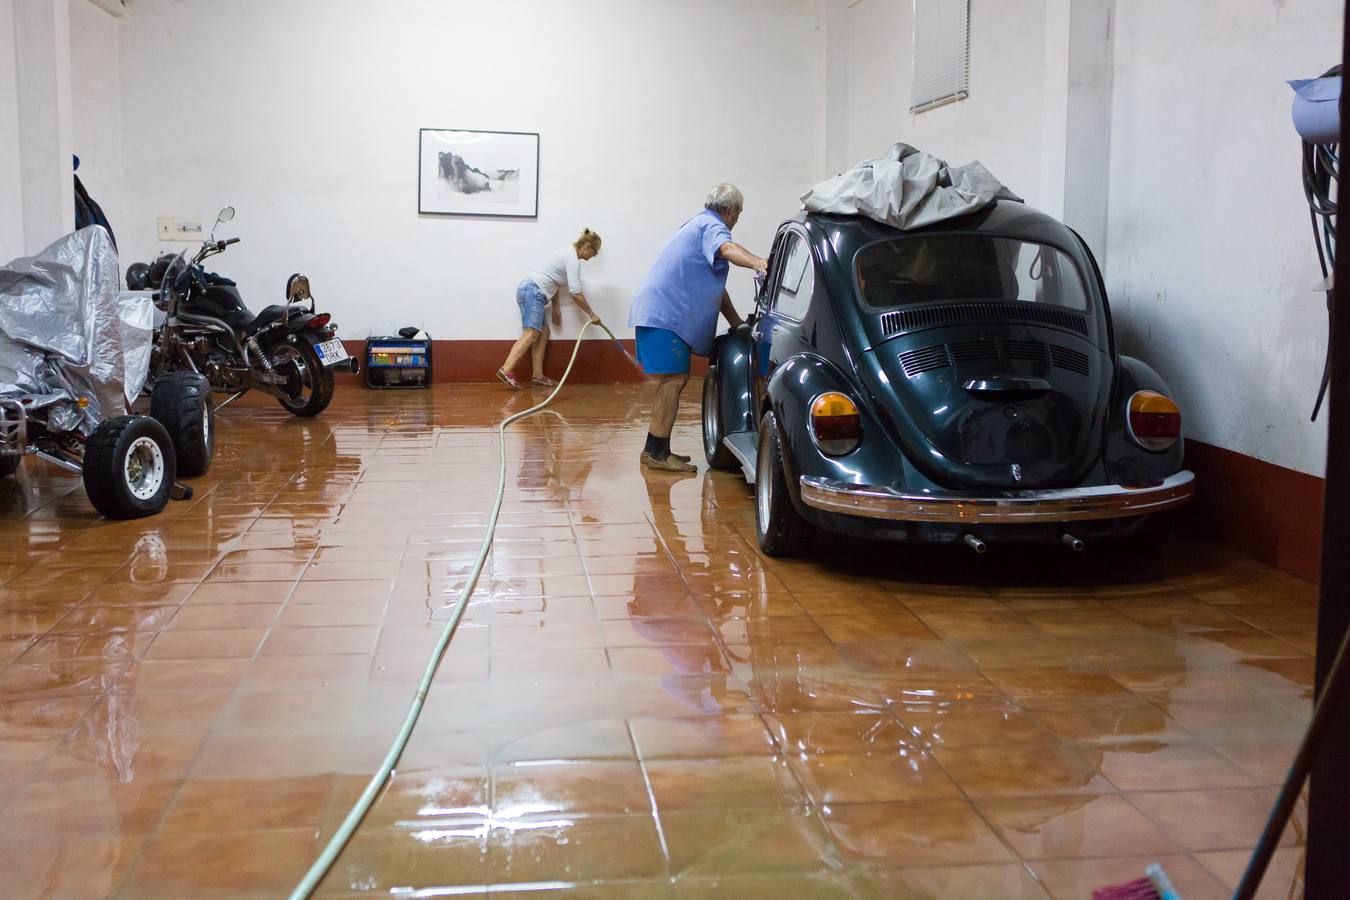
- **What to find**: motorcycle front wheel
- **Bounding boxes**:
[270,339,334,417]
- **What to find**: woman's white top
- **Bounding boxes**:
[528,246,583,302]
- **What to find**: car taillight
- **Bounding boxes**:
[1127,390,1181,451]
[306,313,331,329]
[810,392,862,455]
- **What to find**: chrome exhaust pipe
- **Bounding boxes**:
[1062,533,1085,552]
[963,534,987,554]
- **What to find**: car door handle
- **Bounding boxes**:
[963,377,1052,397]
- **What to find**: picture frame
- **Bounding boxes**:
[418,128,540,218]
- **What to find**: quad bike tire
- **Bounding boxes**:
[83,415,176,519]
[151,372,214,476]
[0,454,19,478]
[701,365,739,471]
[755,411,815,558]
[271,338,334,418]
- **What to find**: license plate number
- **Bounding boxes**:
[314,339,349,365]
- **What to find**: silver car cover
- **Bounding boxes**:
[801,142,1022,230]
[0,226,154,435]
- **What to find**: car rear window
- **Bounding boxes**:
[855,235,1090,311]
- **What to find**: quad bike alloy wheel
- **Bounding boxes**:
[82,415,177,519]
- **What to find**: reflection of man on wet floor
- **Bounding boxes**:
[630,472,748,714]
[628,183,768,472]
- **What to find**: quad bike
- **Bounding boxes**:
[1,226,204,518]
[0,395,195,518]
[146,207,358,418]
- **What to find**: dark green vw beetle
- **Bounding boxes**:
[702,201,1195,557]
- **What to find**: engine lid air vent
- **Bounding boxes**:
[1001,340,1049,363]
[897,339,1095,379]
[1050,345,1091,375]
[899,344,950,377]
[948,340,1002,363]
[878,302,1090,339]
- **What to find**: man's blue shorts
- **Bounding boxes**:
[634,326,692,375]
[516,278,549,332]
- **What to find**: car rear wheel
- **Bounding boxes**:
[150,372,214,476]
[755,411,814,557]
[702,366,738,470]
[82,415,176,519]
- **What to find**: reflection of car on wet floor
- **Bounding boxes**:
[701,202,1195,557]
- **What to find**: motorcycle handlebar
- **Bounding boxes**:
[218,237,241,249]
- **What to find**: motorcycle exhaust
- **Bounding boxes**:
[1061,533,1085,552]
[962,534,987,554]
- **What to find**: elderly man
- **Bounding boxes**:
[629,184,768,472]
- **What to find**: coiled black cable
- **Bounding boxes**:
[1305,64,1339,420]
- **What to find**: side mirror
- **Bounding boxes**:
[209,206,235,243]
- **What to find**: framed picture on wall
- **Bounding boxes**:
[418,128,540,218]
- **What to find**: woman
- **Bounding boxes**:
[496,229,603,388]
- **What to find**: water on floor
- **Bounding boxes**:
[0,383,1314,898]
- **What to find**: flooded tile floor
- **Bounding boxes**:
[0,383,1315,899]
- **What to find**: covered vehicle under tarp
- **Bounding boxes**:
[0,226,153,435]
[801,142,1022,230]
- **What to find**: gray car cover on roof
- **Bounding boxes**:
[801,142,1022,230]
[0,226,153,435]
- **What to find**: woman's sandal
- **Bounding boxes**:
[496,368,522,390]
[531,375,559,387]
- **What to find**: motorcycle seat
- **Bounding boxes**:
[220,305,288,338]
[246,305,290,335]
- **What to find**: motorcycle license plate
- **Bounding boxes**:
[314,338,349,366]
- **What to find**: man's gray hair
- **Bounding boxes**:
[704,183,744,216]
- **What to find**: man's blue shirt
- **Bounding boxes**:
[628,209,733,356]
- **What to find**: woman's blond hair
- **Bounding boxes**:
[574,228,602,251]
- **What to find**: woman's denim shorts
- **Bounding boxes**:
[516,279,549,332]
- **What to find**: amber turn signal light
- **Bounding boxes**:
[1126,390,1181,452]
[810,392,862,455]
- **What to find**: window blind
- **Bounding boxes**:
[910,0,970,113]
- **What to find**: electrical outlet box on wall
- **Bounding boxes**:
[157,218,204,242]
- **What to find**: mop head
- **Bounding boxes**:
[1092,864,1180,900]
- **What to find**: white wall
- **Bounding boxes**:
[843,0,1051,209]
[0,0,25,262]
[68,0,123,241]
[830,0,1336,477]
[114,0,824,341]
[1104,0,1336,476]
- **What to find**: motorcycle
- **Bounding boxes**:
[148,207,358,417]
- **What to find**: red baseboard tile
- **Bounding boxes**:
[334,338,707,385]
[1182,439,1324,582]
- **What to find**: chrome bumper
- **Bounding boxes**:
[798,470,1195,524]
